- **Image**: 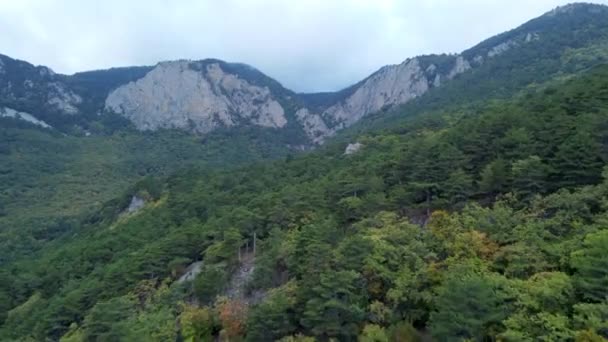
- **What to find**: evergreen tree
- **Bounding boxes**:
[571,230,608,302]
[511,155,549,201]
[479,159,510,194]
[552,132,603,188]
[430,271,507,341]
[442,169,474,205]
[301,271,365,340]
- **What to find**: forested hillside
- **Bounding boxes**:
[2,3,608,269]
[0,124,301,264]
[346,2,608,137]
[2,62,607,341]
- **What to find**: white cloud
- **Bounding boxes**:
[0,0,606,92]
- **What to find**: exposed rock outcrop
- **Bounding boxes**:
[295,108,331,144]
[47,82,82,114]
[0,107,52,128]
[325,58,429,129]
[296,55,472,143]
[105,61,287,133]
[176,261,203,284]
[448,56,472,79]
[488,40,519,58]
[126,195,145,213]
[344,142,363,155]
[525,32,540,42]
[102,55,476,144]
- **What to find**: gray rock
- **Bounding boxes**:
[344,142,363,155]
[105,61,287,133]
[525,32,540,42]
[47,82,82,114]
[176,261,203,283]
[488,40,518,58]
[297,58,430,142]
[448,56,471,79]
[433,74,442,87]
[0,107,52,128]
[295,108,332,144]
[297,56,472,143]
[126,195,145,213]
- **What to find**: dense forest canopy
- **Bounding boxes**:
[1,62,608,341]
[2,4,608,341]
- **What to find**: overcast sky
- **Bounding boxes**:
[1,0,606,92]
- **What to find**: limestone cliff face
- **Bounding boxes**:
[294,108,331,144]
[47,82,82,114]
[0,24,549,143]
[296,55,471,142]
[103,56,473,142]
[105,61,287,133]
[324,58,430,129]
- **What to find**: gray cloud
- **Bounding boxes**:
[0,0,606,92]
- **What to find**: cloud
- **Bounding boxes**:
[0,0,606,92]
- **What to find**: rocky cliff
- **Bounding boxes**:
[105,60,287,133]
[0,54,82,117]
[1,3,606,145]
[295,55,471,143]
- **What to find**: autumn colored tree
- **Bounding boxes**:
[216,297,248,340]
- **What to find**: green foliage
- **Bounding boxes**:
[480,159,510,194]
[359,324,389,342]
[3,12,608,341]
[430,269,509,341]
[388,321,421,342]
[194,265,229,304]
[511,155,549,201]
[247,282,298,341]
[82,296,136,341]
[300,270,366,340]
[553,132,604,188]
[573,302,608,338]
[501,272,575,341]
[571,230,608,302]
[350,3,608,135]
[180,304,216,342]
[443,169,474,205]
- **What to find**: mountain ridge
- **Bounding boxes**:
[3,2,606,143]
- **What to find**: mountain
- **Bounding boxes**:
[3,55,608,342]
[3,3,608,340]
[341,2,608,136]
[2,3,607,144]
[1,2,607,262]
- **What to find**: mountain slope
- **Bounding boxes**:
[2,61,608,340]
[1,4,607,143]
[2,5,608,337]
[1,1,607,265]
[104,60,290,133]
[343,2,608,135]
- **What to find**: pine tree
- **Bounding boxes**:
[552,132,603,188]
[571,230,608,302]
[511,155,549,201]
